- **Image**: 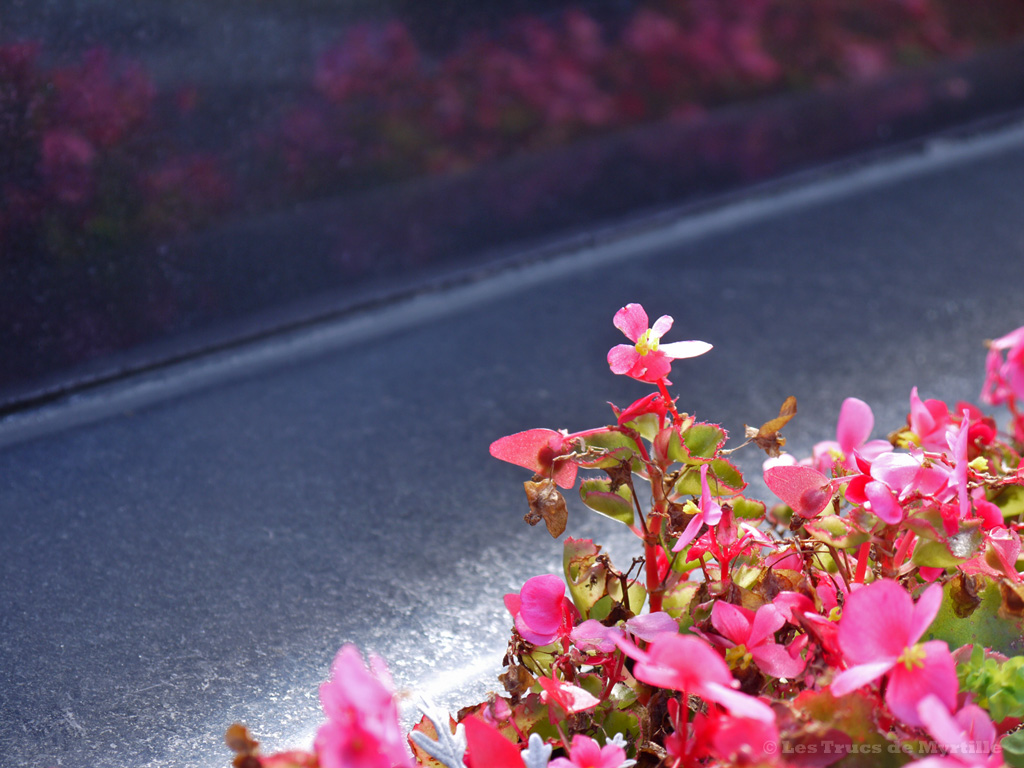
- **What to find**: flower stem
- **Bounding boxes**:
[854,541,871,584]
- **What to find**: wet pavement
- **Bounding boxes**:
[3,120,1024,767]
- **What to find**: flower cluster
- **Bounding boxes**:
[263,0,1024,193]
[230,304,1024,768]
[0,44,232,257]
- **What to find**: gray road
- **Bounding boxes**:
[2,122,1024,767]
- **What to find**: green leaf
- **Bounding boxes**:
[607,577,646,615]
[579,479,635,526]
[706,458,746,495]
[993,485,1024,521]
[563,538,606,616]
[730,495,767,520]
[579,431,640,470]
[1002,730,1024,768]
[910,520,983,568]
[804,516,870,550]
[623,412,660,442]
[676,422,727,463]
[672,459,745,497]
[661,581,699,627]
[924,576,1024,657]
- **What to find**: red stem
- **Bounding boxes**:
[854,542,871,584]
[892,531,916,570]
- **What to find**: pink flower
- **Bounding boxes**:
[810,397,892,473]
[537,676,600,714]
[691,709,781,766]
[830,580,957,727]
[315,645,412,768]
[918,695,1001,767]
[710,601,806,679]
[672,464,723,551]
[846,450,951,525]
[40,129,96,205]
[982,326,1024,406]
[607,303,711,384]
[910,387,954,451]
[620,633,775,723]
[549,734,632,768]
[504,574,575,646]
[570,611,677,653]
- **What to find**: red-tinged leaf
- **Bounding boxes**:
[464,717,524,768]
[489,429,577,489]
[764,465,832,518]
[579,478,634,526]
[677,422,728,463]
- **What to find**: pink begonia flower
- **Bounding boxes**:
[972,488,1005,530]
[315,645,413,768]
[917,695,1001,767]
[673,464,723,551]
[948,411,971,521]
[691,709,781,766]
[710,601,806,679]
[619,633,776,723]
[40,129,97,205]
[571,611,678,653]
[489,428,578,489]
[504,574,575,646]
[811,397,892,473]
[607,303,712,384]
[831,580,957,728]
[846,449,952,525]
[910,387,954,452]
[538,676,600,714]
[982,326,1024,405]
[549,734,634,768]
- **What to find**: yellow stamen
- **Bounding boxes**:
[898,643,927,670]
[635,329,658,356]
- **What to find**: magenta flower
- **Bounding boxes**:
[845,449,951,525]
[549,734,633,768]
[692,709,781,766]
[810,396,892,473]
[607,303,711,384]
[672,464,723,551]
[982,326,1024,406]
[571,611,677,653]
[504,574,575,646]
[710,601,806,679]
[315,645,413,768]
[537,676,600,715]
[830,580,957,727]
[917,695,1001,767]
[910,387,954,452]
[620,633,776,723]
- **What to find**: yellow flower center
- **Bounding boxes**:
[898,643,927,670]
[635,329,658,356]
[725,644,753,670]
